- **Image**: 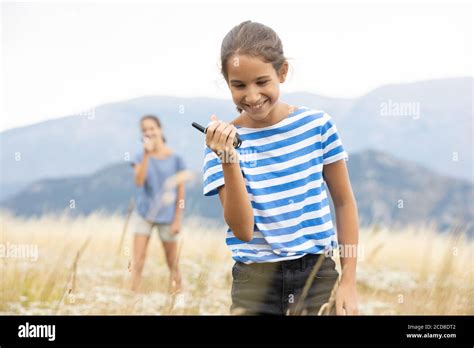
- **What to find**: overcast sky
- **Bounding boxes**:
[1,0,472,131]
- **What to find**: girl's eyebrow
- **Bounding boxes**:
[230,75,271,84]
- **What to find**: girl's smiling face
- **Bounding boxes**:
[141,118,163,144]
[226,54,288,122]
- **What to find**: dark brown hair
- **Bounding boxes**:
[140,114,166,143]
[220,21,287,113]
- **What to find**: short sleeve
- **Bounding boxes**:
[176,154,186,172]
[320,112,349,165]
[203,146,224,196]
[130,151,143,167]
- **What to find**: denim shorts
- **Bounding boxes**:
[230,253,339,315]
[131,211,178,242]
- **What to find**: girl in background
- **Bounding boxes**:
[130,115,186,294]
[203,21,359,315]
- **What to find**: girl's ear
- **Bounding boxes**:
[278,61,289,83]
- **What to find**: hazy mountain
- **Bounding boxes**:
[1,150,471,236]
[1,77,472,202]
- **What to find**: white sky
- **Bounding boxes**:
[1,0,472,131]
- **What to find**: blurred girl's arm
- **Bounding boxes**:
[133,152,150,186]
[174,182,185,223]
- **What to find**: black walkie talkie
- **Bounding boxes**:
[192,122,242,149]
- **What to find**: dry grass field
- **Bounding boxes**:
[1,212,472,315]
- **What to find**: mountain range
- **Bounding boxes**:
[1,150,471,236]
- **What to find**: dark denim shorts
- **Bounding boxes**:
[230,253,339,315]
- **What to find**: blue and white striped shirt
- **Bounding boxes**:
[202,106,349,263]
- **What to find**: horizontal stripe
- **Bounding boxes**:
[263,218,334,243]
[243,155,323,184]
[251,184,325,211]
[252,186,327,218]
[246,171,323,196]
[228,228,333,251]
[254,198,330,224]
[257,212,333,237]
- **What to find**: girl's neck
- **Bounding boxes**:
[242,102,294,128]
[150,142,171,158]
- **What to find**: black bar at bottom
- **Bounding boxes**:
[0,315,472,346]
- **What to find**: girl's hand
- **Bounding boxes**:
[143,137,155,153]
[335,280,359,315]
[206,115,238,163]
[170,219,181,235]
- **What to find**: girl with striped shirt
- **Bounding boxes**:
[203,21,359,315]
